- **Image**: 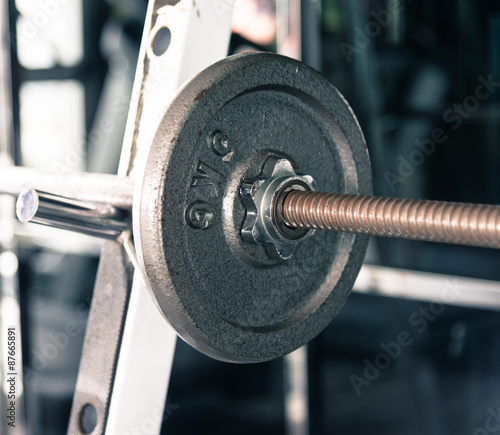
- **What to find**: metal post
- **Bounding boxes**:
[16,189,130,241]
[67,1,235,434]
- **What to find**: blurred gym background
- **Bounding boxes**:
[2,0,500,434]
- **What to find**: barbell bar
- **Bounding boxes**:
[9,52,500,362]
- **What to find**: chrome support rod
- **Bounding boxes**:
[16,189,130,241]
[0,166,134,209]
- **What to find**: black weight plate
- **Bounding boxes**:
[134,52,372,362]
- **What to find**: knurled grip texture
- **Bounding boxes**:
[67,241,133,434]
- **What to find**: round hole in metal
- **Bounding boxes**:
[152,27,171,56]
[79,404,97,434]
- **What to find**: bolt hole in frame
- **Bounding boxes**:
[3,1,500,435]
[152,26,172,57]
[79,404,97,434]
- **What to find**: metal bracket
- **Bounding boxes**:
[67,1,234,433]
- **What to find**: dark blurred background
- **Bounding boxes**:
[3,0,500,434]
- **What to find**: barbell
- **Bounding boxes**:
[13,52,500,362]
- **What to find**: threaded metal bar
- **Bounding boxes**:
[282,191,500,249]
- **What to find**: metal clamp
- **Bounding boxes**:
[241,156,316,260]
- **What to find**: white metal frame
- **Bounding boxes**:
[105,1,234,433]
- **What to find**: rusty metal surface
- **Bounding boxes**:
[283,191,500,249]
